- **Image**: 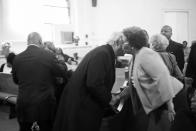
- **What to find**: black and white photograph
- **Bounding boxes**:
[0,0,196,131]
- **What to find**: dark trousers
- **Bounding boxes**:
[19,121,52,131]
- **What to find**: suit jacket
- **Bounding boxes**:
[53,44,115,131]
[166,40,185,71]
[12,45,67,122]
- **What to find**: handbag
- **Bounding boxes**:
[167,53,184,81]
[170,76,183,97]
[129,83,142,115]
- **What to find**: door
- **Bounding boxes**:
[164,11,189,45]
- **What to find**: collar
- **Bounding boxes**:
[106,44,115,58]
[28,44,39,48]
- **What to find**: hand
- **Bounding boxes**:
[109,94,120,107]
[184,77,193,89]
[167,101,176,122]
[167,110,175,122]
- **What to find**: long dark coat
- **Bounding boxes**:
[53,44,115,131]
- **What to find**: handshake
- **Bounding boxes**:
[103,93,122,118]
[110,94,121,107]
[109,81,130,113]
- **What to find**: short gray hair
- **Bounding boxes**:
[150,34,169,51]
[27,32,42,46]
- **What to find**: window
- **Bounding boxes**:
[61,31,74,44]
[41,0,72,42]
[42,0,71,24]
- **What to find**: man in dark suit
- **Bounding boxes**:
[12,32,68,131]
[161,25,185,71]
[53,32,126,131]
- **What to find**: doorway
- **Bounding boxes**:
[164,11,189,45]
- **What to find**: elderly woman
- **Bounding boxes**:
[150,34,184,82]
[111,27,176,131]
[150,33,191,112]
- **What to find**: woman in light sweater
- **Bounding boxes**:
[110,27,175,131]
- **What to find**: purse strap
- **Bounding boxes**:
[167,53,175,68]
[159,52,175,76]
[129,55,142,115]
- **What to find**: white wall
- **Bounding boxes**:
[0,0,2,40]
[0,0,44,54]
[1,0,44,41]
[1,0,196,54]
[79,0,196,46]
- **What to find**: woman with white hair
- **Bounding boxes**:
[150,34,184,81]
[150,34,195,131]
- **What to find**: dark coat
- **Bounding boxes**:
[53,44,115,131]
[166,40,185,71]
[186,44,196,88]
[12,45,67,123]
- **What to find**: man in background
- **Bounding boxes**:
[161,25,185,71]
[12,32,67,131]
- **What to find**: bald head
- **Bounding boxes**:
[27,32,42,46]
[161,25,172,40]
